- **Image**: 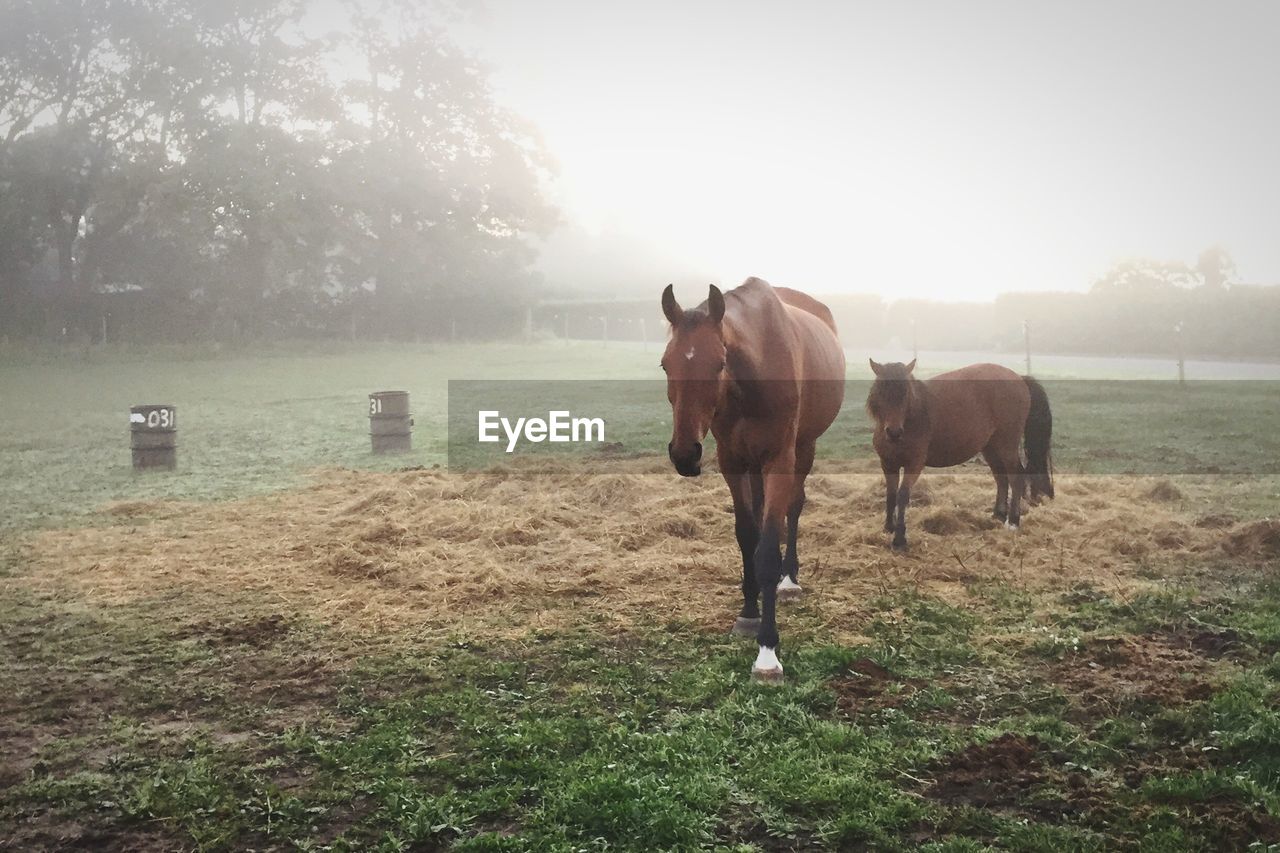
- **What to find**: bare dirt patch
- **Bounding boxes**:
[13,462,1271,641]
[831,657,923,716]
[925,734,1048,811]
[1044,633,1220,721]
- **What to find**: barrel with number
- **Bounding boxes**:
[369,391,412,454]
[130,404,177,470]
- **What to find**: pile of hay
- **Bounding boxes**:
[15,461,1273,641]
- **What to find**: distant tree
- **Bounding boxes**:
[333,16,557,335]
[1091,258,1198,294]
[1195,245,1236,290]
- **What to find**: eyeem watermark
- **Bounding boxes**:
[478,410,606,452]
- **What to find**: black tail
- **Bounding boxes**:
[1023,376,1054,501]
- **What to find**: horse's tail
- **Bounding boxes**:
[1023,376,1054,501]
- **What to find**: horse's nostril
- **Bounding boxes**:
[693,442,702,459]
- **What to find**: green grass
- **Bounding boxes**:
[5,563,1280,850]
[3,342,1278,531]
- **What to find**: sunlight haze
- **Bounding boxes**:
[443,0,1280,299]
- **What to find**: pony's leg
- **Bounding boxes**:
[982,448,1009,521]
[752,450,797,683]
[779,442,815,599]
[995,442,1024,530]
[726,467,761,636]
[893,463,924,551]
[882,463,900,534]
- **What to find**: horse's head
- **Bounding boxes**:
[866,358,917,443]
[660,284,727,477]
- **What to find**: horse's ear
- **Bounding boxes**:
[661,284,683,326]
[707,284,725,325]
[869,358,884,377]
[905,358,917,375]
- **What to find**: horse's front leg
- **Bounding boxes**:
[725,465,761,636]
[882,464,900,534]
[752,452,797,683]
[893,463,923,551]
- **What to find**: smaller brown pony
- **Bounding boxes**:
[866,361,1054,550]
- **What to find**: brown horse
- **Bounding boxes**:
[662,277,845,682]
[866,360,1054,550]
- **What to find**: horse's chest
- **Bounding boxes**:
[715,417,785,463]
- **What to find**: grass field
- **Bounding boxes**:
[3,342,1278,530]
[3,343,1280,851]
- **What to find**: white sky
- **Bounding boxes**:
[451,0,1280,300]
[326,1,1280,300]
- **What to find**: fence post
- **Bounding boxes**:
[1175,322,1185,386]
[1023,320,1032,375]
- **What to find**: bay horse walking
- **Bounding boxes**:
[661,277,845,683]
[866,360,1054,550]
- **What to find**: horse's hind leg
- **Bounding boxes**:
[982,448,1009,521]
[778,442,815,600]
[991,439,1024,530]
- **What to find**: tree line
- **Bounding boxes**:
[0,0,557,344]
[823,249,1280,360]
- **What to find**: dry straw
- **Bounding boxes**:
[17,459,1279,642]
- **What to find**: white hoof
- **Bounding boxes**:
[776,576,802,599]
[1004,520,1020,532]
[751,646,784,683]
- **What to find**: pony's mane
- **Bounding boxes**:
[866,365,924,420]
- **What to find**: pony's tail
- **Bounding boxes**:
[1023,376,1054,501]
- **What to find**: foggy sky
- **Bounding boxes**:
[332,1,1280,300]
[447,0,1280,299]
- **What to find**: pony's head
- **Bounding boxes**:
[660,284,727,477]
[866,358,917,443]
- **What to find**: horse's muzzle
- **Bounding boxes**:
[886,426,904,443]
[668,441,703,477]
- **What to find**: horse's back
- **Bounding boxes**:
[724,278,845,443]
[780,294,845,443]
[775,287,838,337]
[928,363,1030,415]
[923,363,1030,465]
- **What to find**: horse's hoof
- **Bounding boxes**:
[776,577,802,600]
[752,666,785,684]
[752,646,784,684]
[1004,520,1020,532]
[731,616,761,637]
[891,539,908,552]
